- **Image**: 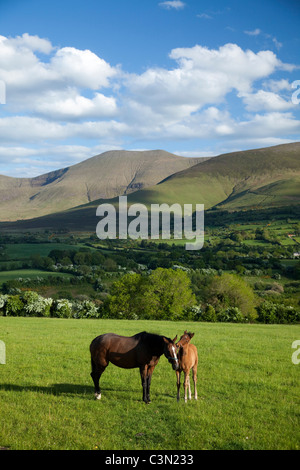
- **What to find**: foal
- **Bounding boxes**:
[176,331,198,403]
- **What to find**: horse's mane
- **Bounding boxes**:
[137,331,171,341]
[136,331,170,354]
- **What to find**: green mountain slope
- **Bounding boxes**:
[127,142,300,210]
[0,150,205,221]
[1,142,299,232]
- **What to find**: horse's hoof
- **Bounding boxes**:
[94,393,101,400]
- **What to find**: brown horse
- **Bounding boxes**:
[90,331,178,404]
[175,331,198,402]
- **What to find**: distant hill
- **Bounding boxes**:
[126,142,300,210]
[1,142,299,232]
[0,150,205,221]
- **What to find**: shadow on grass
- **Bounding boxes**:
[0,383,174,400]
[0,382,92,397]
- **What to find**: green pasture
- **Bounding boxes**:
[4,243,88,261]
[0,269,73,285]
[0,318,299,450]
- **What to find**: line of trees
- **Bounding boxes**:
[0,268,299,323]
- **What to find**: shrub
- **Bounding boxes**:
[5,295,24,316]
[73,300,100,319]
[184,305,202,321]
[201,304,217,322]
[205,273,257,322]
[0,294,8,316]
[22,291,52,317]
[256,301,300,324]
[217,307,245,323]
[51,299,73,318]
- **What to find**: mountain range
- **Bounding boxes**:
[0,142,299,231]
[0,150,205,221]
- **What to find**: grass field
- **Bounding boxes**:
[0,269,73,285]
[3,243,87,261]
[0,318,299,450]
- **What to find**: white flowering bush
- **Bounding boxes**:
[52,299,73,318]
[73,300,100,319]
[0,294,8,315]
[22,291,53,317]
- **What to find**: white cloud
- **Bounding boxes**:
[0,34,120,120]
[0,116,129,143]
[33,89,118,120]
[159,1,185,10]
[197,13,212,19]
[7,33,53,54]
[263,78,292,93]
[0,34,299,176]
[244,28,261,36]
[0,143,124,176]
[50,47,118,89]
[272,37,283,50]
[126,43,291,123]
[239,90,294,112]
[243,29,283,51]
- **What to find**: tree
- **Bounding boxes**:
[205,273,257,322]
[107,273,142,319]
[142,268,196,320]
[73,252,86,266]
[107,268,196,321]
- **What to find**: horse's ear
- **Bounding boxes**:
[184,330,188,334]
[190,332,195,339]
[172,335,177,343]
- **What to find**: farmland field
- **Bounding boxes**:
[0,269,73,285]
[0,317,299,450]
[4,243,85,261]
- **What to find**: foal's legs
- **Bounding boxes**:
[187,375,192,400]
[192,365,198,400]
[183,370,190,403]
[176,370,181,402]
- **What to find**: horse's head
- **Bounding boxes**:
[176,330,194,349]
[163,336,179,371]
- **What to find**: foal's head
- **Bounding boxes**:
[163,336,179,371]
[176,330,195,349]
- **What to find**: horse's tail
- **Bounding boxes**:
[91,355,96,367]
[90,337,97,369]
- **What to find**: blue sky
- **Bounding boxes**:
[0,0,299,176]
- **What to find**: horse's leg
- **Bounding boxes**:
[91,358,106,400]
[140,365,148,404]
[146,365,155,403]
[192,365,198,400]
[176,370,181,402]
